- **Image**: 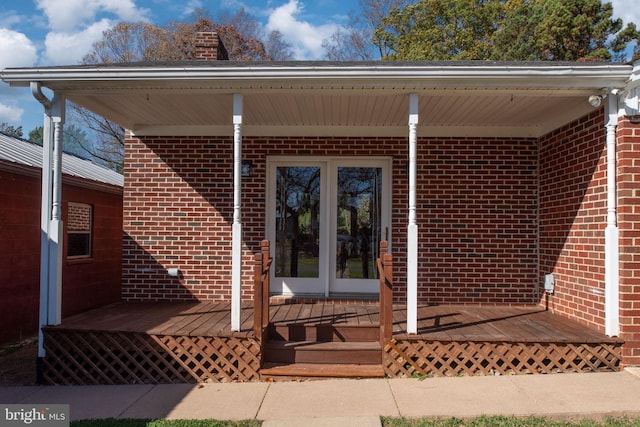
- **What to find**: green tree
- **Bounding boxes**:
[375,0,639,61]
[28,126,43,142]
[376,0,504,60]
[492,0,638,61]
[1,123,23,138]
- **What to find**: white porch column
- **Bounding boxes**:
[31,84,65,381]
[231,93,243,331]
[32,83,52,362]
[407,93,419,334]
[48,95,65,326]
[604,91,619,337]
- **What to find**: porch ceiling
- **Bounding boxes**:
[68,87,597,138]
[3,61,632,138]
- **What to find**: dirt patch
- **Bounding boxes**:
[0,338,38,386]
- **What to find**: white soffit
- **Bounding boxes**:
[2,62,631,138]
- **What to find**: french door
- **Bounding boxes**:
[267,157,391,296]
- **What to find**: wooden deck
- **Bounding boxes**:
[51,301,619,343]
[42,301,623,384]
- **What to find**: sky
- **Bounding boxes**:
[0,0,639,137]
[0,0,359,135]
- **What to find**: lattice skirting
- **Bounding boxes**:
[43,329,261,385]
[383,339,622,377]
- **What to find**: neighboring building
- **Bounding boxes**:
[0,132,123,345]
[2,33,639,367]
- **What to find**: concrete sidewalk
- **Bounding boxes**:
[1,369,640,425]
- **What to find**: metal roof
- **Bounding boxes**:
[0,132,123,188]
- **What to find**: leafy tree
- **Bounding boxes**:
[375,0,504,60]
[82,22,173,63]
[614,22,640,62]
[491,0,639,61]
[28,126,43,142]
[1,123,23,138]
[375,0,639,62]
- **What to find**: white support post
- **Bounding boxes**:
[31,84,64,381]
[48,94,65,326]
[407,94,419,334]
[34,85,52,361]
[604,92,619,337]
[231,93,243,331]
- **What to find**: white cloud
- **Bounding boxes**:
[0,11,22,29]
[610,0,640,27]
[0,100,24,124]
[266,0,338,60]
[0,28,38,68]
[36,0,149,32]
[42,19,114,65]
[180,0,205,18]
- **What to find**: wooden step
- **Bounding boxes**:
[269,323,379,342]
[260,362,385,380]
[264,340,381,365]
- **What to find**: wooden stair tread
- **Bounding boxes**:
[261,362,385,378]
[271,322,379,327]
[269,323,380,342]
[266,340,380,351]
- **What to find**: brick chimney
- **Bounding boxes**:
[194,32,229,60]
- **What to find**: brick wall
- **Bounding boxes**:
[62,185,123,317]
[123,135,539,304]
[413,138,539,304]
[0,169,41,344]
[617,116,640,366]
[0,169,122,345]
[538,110,607,330]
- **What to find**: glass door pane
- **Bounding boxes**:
[335,167,382,281]
[275,166,321,279]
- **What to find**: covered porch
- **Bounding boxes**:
[2,58,639,379]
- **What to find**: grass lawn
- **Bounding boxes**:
[381,416,640,426]
[70,416,640,427]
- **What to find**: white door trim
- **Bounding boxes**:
[266,156,392,297]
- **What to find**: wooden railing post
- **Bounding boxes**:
[253,249,264,338]
[261,240,271,332]
[378,241,393,347]
[253,240,272,341]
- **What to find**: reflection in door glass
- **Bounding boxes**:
[275,166,320,278]
[336,167,382,280]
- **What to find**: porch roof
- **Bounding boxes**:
[2,60,634,138]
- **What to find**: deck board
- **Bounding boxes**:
[51,301,621,344]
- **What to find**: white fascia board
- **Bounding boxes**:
[627,60,640,88]
[1,63,633,91]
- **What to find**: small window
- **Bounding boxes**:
[67,202,92,258]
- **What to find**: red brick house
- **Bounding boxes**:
[0,132,123,345]
[2,33,639,377]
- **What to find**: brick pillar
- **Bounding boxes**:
[617,116,640,367]
[194,32,229,61]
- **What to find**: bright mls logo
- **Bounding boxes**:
[1,405,69,426]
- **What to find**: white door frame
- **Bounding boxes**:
[329,158,392,295]
[266,156,392,297]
